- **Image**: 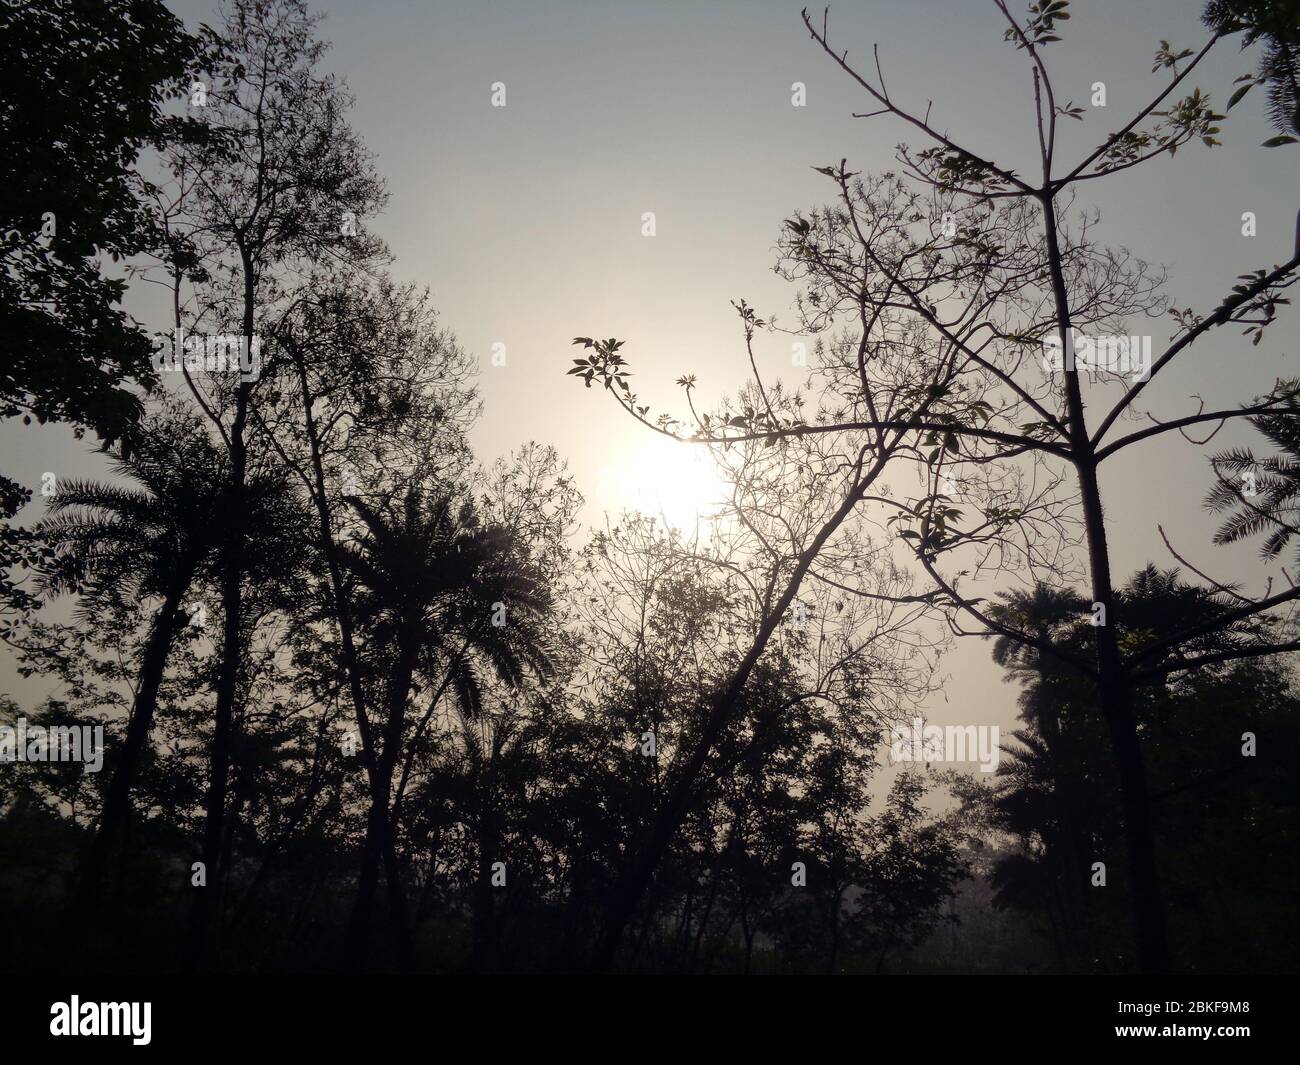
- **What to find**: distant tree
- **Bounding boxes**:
[973,568,1300,970]
[558,504,935,970]
[845,773,968,973]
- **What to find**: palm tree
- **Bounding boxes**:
[41,410,304,960]
[986,569,1260,966]
[39,417,227,942]
[449,704,535,972]
[1203,0,1300,144]
[988,586,1091,750]
[338,485,554,971]
[987,585,1107,963]
[1207,392,1300,563]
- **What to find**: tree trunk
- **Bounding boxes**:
[286,339,411,973]
[742,923,756,975]
[1041,194,1169,973]
[344,801,384,968]
[187,265,255,971]
[381,821,415,972]
[826,885,843,975]
[61,578,189,963]
[470,778,500,973]
[344,635,418,971]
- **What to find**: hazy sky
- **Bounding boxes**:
[4,0,1297,741]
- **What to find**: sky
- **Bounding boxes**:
[3,0,1297,747]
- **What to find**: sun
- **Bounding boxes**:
[606,434,728,531]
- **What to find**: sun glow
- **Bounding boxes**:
[606,434,728,531]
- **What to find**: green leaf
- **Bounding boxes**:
[1227,83,1252,110]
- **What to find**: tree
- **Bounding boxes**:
[152,0,387,967]
[1203,0,1300,145]
[0,0,203,653]
[559,488,934,968]
[37,412,225,944]
[1206,390,1300,562]
[0,0,199,449]
[254,277,478,968]
[976,575,1300,971]
[337,486,555,971]
[843,773,968,973]
[34,407,300,955]
[574,1,1300,971]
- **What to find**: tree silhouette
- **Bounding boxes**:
[3,0,1299,982]
[573,0,1300,971]
[1207,391,1300,562]
[337,487,554,970]
[150,0,387,968]
[1204,0,1300,144]
[35,408,299,952]
[0,0,199,450]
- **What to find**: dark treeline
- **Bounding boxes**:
[1,0,1299,975]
